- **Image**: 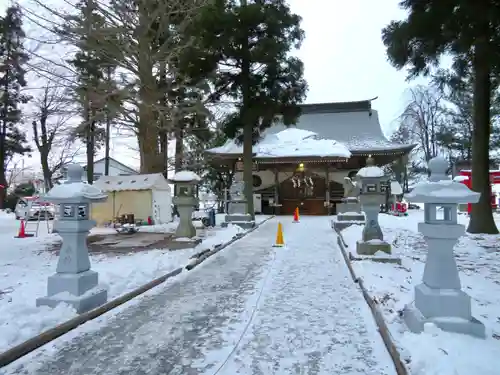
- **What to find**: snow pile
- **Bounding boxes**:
[0,214,256,353]
[341,210,500,375]
[407,179,480,203]
[170,170,201,182]
[357,165,385,178]
[208,128,352,158]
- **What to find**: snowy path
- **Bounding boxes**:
[4,217,395,375]
[210,217,395,375]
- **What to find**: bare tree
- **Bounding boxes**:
[31,73,80,190]
[399,85,446,163]
[5,160,31,189]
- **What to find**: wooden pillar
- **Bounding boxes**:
[325,166,330,215]
[274,168,280,215]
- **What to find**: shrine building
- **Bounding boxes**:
[205,99,416,215]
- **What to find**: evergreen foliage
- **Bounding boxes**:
[0,6,31,207]
[187,0,308,216]
[382,0,500,233]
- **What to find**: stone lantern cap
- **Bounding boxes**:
[357,155,385,179]
[169,170,201,184]
[43,164,107,204]
[407,156,480,204]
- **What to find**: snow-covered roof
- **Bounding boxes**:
[207,128,352,159]
[453,175,469,182]
[206,102,415,159]
[93,173,171,192]
[357,165,385,178]
[407,180,480,204]
[170,170,201,182]
[45,182,107,201]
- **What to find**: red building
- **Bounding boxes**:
[458,169,500,213]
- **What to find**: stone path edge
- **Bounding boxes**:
[333,225,409,375]
[0,216,274,369]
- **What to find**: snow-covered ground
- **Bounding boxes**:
[4,217,397,375]
[341,209,500,375]
[0,211,266,354]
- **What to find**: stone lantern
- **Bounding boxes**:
[36,164,108,313]
[223,176,255,229]
[169,170,200,238]
[356,156,392,255]
[404,156,485,338]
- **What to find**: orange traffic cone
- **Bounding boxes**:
[15,219,27,238]
[273,222,285,247]
[293,207,300,223]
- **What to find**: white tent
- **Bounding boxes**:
[91,173,172,225]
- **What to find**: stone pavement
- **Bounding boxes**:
[4,217,395,375]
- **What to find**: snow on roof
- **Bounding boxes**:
[45,182,107,201]
[207,128,351,158]
[453,175,469,182]
[170,170,201,182]
[357,165,385,178]
[93,173,171,192]
[407,180,480,204]
[257,109,415,153]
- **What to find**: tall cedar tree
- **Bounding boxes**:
[433,68,500,162]
[0,6,31,207]
[67,0,115,183]
[190,0,307,217]
[149,5,212,175]
[381,0,500,234]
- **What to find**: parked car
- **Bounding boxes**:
[15,198,56,220]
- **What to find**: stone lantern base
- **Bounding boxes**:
[223,214,255,229]
[223,200,255,229]
[404,284,486,338]
[356,239,392,255]
[337,197,362,215]
[36,270,108,314]
[337,212,366,222]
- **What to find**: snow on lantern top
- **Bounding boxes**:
[44,164,107,203]
[357,155,385,179]
[407,156,480,204]
[170,170,201,183]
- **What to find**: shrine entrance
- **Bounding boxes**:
[279,172,327,215]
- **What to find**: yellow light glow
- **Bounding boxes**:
[299,163,304,168]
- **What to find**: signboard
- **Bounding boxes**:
[235,161,258,172]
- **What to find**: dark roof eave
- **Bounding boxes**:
[350,144,416,155]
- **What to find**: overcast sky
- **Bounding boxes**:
[3,0,431,173]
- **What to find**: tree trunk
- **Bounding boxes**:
[240,0,254,219]
[467,36,498,234]
[137,9,162,174]
[174,127,184,172]
[242,120,255,218]
[86,119,95,184]
[0,169,6,209]
[40,151,52,191]
[104,66,112,176]
[104,113,111,176]
[137,118,161,173]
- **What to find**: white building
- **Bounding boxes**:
[58,157,138,182]
[86,157,138,180]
